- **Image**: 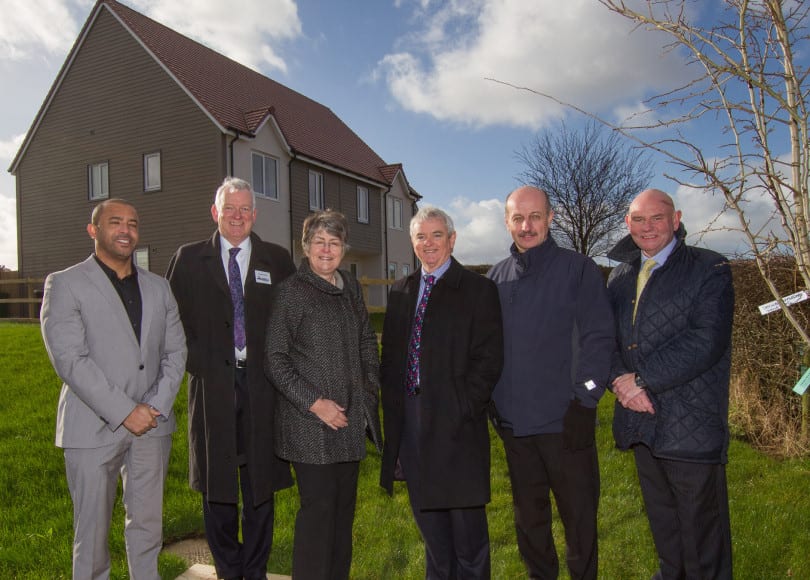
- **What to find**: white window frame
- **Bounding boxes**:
[134,247,150,270]
[88,161,109,200]
[357,185,369,223]
[388,197,403,230]
[388,262,397,279]
[252,151,278,200]
[309,170,324,210]
[143,152,161,192]
[401,264,410,277]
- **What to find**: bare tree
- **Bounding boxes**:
[516,120,653,257]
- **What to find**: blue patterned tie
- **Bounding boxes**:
[228,247,246,351]
[406,275,436,396]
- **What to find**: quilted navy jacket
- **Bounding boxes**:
[607,225,734,463]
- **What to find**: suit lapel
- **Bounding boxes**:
[80,256,140,351]
[137,268,153,351]
[204,233,231,299]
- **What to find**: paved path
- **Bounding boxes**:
[175,563,290,580]
[164,538,290,580]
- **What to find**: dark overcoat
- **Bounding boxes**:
[166,231,296,505]
[379,257,504,509]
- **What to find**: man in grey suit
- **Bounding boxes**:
[41,198,187,579]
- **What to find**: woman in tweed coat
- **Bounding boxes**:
[265,210,382,580]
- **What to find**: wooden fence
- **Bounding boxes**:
[0,277,44,319]
[0,276,395,320]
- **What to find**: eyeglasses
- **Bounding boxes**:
[311,240,344,251]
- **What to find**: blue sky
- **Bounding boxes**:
[0,0,768,270]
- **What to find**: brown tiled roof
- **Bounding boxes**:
[100,0,393,185]
[379,163,422,200]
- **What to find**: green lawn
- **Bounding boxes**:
[1,321,807,578]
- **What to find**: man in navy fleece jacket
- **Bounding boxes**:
[487,185,614,580]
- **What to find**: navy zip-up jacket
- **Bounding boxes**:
[487,236,615,436]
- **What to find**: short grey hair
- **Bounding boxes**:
[214,177,256,212]
[302,209,350,253]
[409,206,455,238]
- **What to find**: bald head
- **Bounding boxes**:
[505,185,554,253]
[629,189,675,214]
[626,188,681,258]
[505,186,551,216]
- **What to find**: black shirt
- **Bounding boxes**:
[94,255,143,344]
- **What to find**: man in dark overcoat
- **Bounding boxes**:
[380,206,504,579]
[166,177,295,580]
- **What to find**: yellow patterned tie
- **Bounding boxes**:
[633,259,656,323]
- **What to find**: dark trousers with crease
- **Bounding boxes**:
[399,392,491,580]
[291,461,360,580]
[202,367,274,580]
[634,444,732,580]
[496,427,599,580]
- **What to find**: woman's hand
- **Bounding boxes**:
[310,398,348,430]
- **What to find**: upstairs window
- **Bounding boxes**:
[252,152,278,199]
[88,162,109,200]
[388,196,403,230]
[309,170,324,210]
[144,152,161,192]
[357,186,369,223]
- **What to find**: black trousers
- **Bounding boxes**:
[496,428,599,580]
[202,368,274,580]
[292,461,360,580]
[399,393,491,580]
[633,445,732,580]
[202,463,274,580]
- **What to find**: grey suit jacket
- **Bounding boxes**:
[41,255,187,449]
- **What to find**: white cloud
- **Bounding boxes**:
[673,183,779,258]
[0,195,17,271]
[376,0,691,129]
[0,134,23,270]
[0,0,80,61]
[130,0,302,73]
[449,196,512,266]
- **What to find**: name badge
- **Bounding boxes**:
[255,270,272,285]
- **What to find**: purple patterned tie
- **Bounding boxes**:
[228,247,246,351]
[406,275,436,396]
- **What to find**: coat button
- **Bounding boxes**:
[139,364,144,370]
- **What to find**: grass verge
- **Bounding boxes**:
[0,321,807,578]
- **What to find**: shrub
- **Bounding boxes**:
[730,257,810,456]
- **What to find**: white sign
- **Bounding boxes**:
[758,290,809,315]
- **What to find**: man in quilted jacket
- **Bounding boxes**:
[607,188,734,580]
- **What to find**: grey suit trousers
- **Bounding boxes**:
[64,433,172,580]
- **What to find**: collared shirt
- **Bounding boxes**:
[94,255,142,344]
[220,236,252,360]
[642,234,678,273]
[415,258,452,312]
